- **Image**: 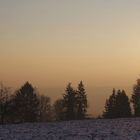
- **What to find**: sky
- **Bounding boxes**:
[1,0,140,116]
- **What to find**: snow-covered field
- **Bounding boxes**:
[1,118,140,140]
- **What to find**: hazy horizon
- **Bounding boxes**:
[1,0,140,116]
[2,83,134,117]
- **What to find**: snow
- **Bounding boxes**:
[1,118,140,140]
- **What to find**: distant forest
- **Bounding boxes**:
[0,79,140,124]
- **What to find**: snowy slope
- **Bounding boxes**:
[1,118,140,140]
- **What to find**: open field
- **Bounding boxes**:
[1,118,140,140]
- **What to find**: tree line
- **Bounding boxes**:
[103,79,140,118]
[0,81,87,124]
[1,79,140,124]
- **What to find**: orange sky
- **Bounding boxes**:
[1,0,140,116]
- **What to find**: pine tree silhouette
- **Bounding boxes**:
[77,81,88,119]
[131,79,140,117]
[14,82,39,122]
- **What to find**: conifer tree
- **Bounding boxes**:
[131,79,140,117]
[115,90,131,118]
[14,82,39,122]
[103,89,131,118]
[63,83,77,120]
[0,84,10,124]
[77,81,88,119]
[103,89,116,118]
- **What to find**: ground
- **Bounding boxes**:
[0,118,140,140]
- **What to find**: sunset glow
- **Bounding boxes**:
[1,0,140,115]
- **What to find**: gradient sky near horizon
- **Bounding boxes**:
[1,0,140,115]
